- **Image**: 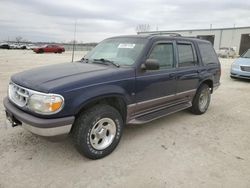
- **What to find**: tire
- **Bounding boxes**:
[38,49,44,53]
[72,104,123,159]
[190,84,211,115]
[58,50,62,53]
[230,75,236,79]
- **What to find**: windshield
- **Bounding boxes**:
[84,37,147,66]
[241,49,250,58]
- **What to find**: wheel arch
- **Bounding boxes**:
[198,79,214,93]
[75,94,128,122]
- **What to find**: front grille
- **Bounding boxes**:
[8,83,29,107]
[240,66,250,72]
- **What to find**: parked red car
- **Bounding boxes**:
[33,45,65,53]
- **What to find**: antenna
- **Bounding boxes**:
[71,20,77,62]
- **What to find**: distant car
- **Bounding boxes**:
[0,43,10,49]
[9,44,26,49]
[231,49,250,79]
[9,44,18,49]
[33,45,65,53]
[26,44,38,50]
[217,47,236,58]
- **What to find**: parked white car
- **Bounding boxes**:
[26,44,38,50]
[9,43,27,49]
[231,49,250,79]
[217,47,236,58]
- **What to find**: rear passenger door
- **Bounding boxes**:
[175,41,199,100]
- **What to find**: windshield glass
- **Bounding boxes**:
[241,49,250,58]
[84,37,147,66]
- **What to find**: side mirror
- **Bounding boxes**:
[141,59,159,70]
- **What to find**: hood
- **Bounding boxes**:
[11,62,111,92]
[234,57,250,66]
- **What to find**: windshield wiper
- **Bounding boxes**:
[93,58,120,67]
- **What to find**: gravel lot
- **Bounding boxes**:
[0,50,250,188]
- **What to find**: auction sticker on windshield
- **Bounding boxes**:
[118,43,135,49]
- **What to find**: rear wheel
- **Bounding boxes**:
[190,84,211,115]
[72,104,123,159]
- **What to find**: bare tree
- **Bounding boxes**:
[136,24,151,33]
[15,36,23,44]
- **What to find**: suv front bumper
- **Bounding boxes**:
[3,97,75,137]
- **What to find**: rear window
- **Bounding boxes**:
[199,43,218,65]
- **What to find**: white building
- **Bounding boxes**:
[139,26,250,55]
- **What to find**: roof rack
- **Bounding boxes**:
[149,32,182,37]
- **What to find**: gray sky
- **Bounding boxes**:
[1,0,250,43]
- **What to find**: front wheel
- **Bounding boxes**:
[72,104,123,159]
[38,49,44,53]
[190,84,211,115]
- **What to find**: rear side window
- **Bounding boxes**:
[177,43,197,67]
[199,43,218,65]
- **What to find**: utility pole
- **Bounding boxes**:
[210,24,212,30]
[71,20,77,62]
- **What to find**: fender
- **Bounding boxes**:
[197,77,214,92]
[197,67,215,90]
[71,84,132,115]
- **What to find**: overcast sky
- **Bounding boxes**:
[1,0,250,43]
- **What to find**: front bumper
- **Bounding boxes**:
[3,97,75,137]
[231,69,250,79]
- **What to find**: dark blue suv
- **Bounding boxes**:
[4,35,221,159]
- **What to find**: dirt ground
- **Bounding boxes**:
[0,50,249,188]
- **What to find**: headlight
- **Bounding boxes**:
[28,93,64,114]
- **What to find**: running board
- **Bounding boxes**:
[128,102,192,125]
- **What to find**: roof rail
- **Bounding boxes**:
[149,32,182,37]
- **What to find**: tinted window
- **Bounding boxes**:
[199,43,218,65]
[177,43,196,67]
[149,43,174,69]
